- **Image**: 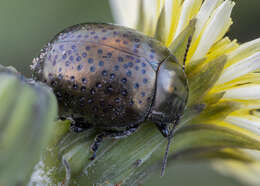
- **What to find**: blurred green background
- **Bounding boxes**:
[0,0,258,185]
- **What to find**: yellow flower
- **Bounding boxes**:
[110,0,260,185]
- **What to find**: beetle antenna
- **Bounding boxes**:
[183,36,192,71]
[160,124,175,177]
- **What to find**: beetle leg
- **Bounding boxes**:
[70,118,93,133]
[90,125,139,160]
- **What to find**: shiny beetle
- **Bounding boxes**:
[31,23,188,169]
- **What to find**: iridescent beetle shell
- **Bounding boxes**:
[32,23,188,134]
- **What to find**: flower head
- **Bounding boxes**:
[110,0,260,184]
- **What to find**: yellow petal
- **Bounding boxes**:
[226,38,260,68]
[190,0,234,61]
[174,0,202,40]
[217,52,260,84]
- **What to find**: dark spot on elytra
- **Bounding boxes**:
[118,56,124,62]
[134,83,139,89]
[97,49,103,54]
[71,45,76,50]
[82,78,87,84]
[82,52,87,58]
[90,66,95,72]
[114,97,120,103]
[58,74,63,80]
[126,71,132,77]
[62,54,67,60]
[99,61,104,66]
[90,88,96,95]
[106,85,113,93]
[88,58,94,64]
[87,98,93,104]
[102,70,108,76]
[107,52,112,57]
[69,56,74,61]
[81,86,86,92]
[77,64,83,71]
[65,61,70,67]
[110,73,115,79]
[121,90,128,96]
[70,76,75,81]
[121,78,127,84]
[96,82,102,88]
[114,65,119,71]
[76,56,81,62]
[73,84,78,89]
[128,62,133,68]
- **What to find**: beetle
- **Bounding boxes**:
[31,23,189,174]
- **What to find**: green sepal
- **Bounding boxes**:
[190,148,255,163]
[0,68,58,186]
[136,0,145,33]
[30,117,260,185]
[169,19,196,66]
[155,7,167,43]
[187,55,227,106]
[171,123,260,161]
[193,101,240,123]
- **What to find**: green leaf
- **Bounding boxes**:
[0,70,58,186]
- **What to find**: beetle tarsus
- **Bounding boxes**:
[70,118,93,133]
[155,123,170,137]
[90,133,105,160]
